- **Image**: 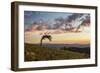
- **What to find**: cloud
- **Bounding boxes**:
[67,13,83,22]
[25,13,90,33]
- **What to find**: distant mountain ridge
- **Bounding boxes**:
[32,43,90,48]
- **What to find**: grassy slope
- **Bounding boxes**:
[25,43,89,61]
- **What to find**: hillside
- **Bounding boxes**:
[24,43,89,61]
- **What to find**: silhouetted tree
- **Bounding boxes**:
[40,35,52,46]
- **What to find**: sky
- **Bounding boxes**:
[24,11,90,45]
[24,11,72,25]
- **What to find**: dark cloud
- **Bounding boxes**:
[67,13,83,22]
